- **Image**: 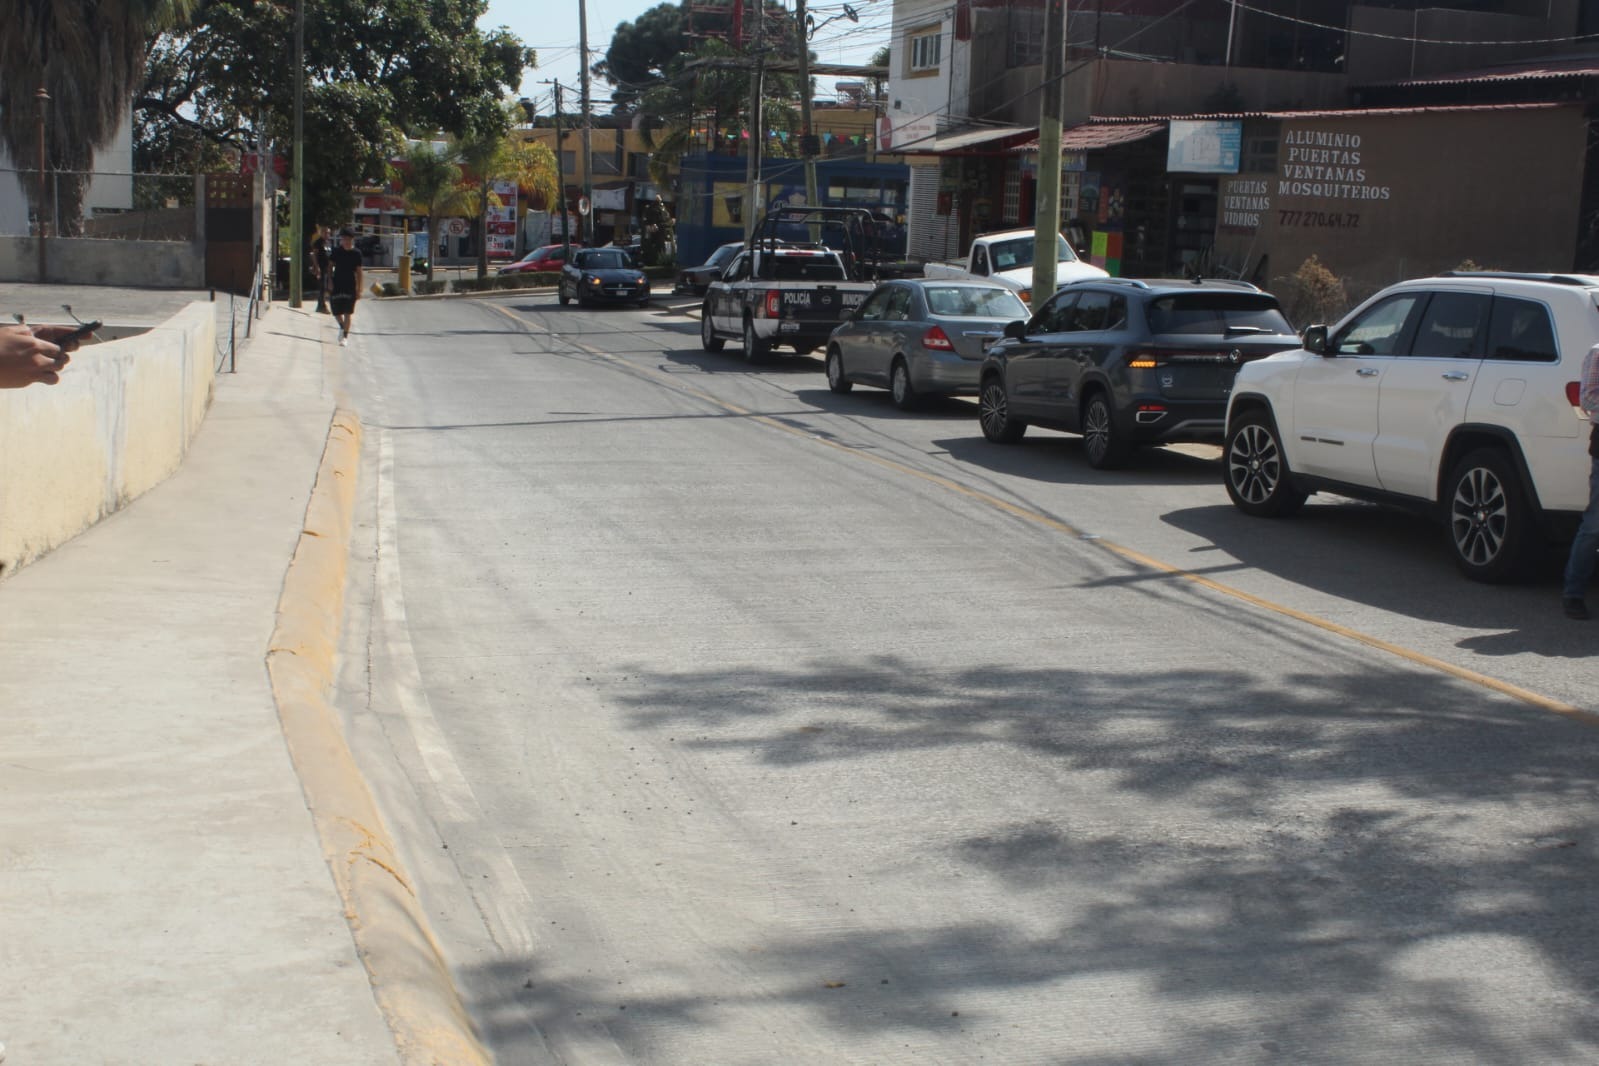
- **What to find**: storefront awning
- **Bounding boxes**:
[1011,121,1166,153]
[899,124,1037,155]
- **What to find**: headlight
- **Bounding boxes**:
[587,275,601,286]
[635,275,647,284]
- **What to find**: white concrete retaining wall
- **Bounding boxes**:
[0,302,215,578]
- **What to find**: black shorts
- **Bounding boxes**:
[329,293,356,315]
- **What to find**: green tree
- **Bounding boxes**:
[594,2,689,115]
[0,0,195,234]
[393,139,474,282]
[137,0,532,234]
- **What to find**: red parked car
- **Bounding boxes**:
[499,243,583,275]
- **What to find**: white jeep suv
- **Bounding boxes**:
[1223,272,1596,582]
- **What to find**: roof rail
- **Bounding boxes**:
[1088,277,1151,289]
[1435,270,1599,286]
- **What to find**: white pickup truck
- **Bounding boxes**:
[924,228,1107,305]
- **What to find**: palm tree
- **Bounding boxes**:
[393,140,474,283]
[1,0,194,235]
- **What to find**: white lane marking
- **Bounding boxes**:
[375,428,538,956]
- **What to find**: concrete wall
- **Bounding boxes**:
[0,303,215,578]
[0,236,205,288]
[1212,106,1588,301]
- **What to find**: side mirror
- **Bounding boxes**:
[1302,324,1329,355]
[1003,319,1027,340]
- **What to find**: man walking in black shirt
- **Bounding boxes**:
[329,227,364,346]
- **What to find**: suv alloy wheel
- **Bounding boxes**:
[979,376,1027,443]
[1224,410,1308,517]
[1082,392,1129,469]
[1445,448,1533,583]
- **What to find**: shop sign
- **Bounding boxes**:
[1167,120,1241,174]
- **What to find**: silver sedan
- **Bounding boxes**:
[825,280,1028,410]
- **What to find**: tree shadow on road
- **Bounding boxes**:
[455,655,1599,1062]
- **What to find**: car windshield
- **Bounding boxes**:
[924,286,1028,318]
[989,235,1075,271]
[582,251,630,270]
[1145,293,1293,336]
[769,256,847,281]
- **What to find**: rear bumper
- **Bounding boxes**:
[1123,397,1228,445]
[909,352,983,395]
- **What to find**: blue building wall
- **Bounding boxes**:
[674,154,909,268]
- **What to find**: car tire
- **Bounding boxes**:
[979,375,1026,443]
[1223,409,1308,518]
[557,281,570,306]
[1081,391,1129,470]
[1446,448,1534,583]
[890,358,919,411]
[826,347,853,393]
[743,317,769,362]
[701,306,724,351]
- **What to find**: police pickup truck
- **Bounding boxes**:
[700,206,882,360]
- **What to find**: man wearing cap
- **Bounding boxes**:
[328,227,364,345]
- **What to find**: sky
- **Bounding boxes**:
[485,0,893,117]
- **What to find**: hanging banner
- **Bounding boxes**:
[485,179,518,259]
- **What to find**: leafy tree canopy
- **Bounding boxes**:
[137,0,533,228]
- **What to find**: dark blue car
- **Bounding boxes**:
[558,248,651,308]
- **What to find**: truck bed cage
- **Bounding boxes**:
[748,204,885,283]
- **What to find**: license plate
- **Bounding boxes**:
[778,321,800,332]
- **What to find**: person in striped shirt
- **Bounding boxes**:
[1563,343,1599,619]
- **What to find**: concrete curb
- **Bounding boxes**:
[266,408,492,1066]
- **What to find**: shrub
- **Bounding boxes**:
[1276,255,1348,328]
[452,277,496,293]
[412,279,448,296]
[644,265,676,281]
[379,282,401,298]
[1454,258,1495,273]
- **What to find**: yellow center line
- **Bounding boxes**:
[494,301,1595,725]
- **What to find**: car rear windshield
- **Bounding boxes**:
[925,286,1027,318]
[769,256,847,281]
[1145,293,1293,335]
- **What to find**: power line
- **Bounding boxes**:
[1230,0,1599,46]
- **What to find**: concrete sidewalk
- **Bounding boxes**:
[0,305,400,1064]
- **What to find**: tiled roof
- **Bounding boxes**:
[1380,56,1599,88]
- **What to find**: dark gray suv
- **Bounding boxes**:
[977,279,1303,468]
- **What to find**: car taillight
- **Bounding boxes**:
[1127,349,1168,368]
[1568,381,1584,409]
[765,290,781,317]
[922,325,955,350]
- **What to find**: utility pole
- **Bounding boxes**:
[743,0,766,239]
[795,0,817,209]
[549,80,571,262]
[35,85,47,282]
[578,0,594,245]
[1030,0,1066,311]
[289,0,305,307]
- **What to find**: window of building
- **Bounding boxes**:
[1003,160,1021,225]
[1009,6,1045,66]
[1243,133,1278,174]
[910,27,941,71]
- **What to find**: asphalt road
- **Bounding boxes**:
[335,291,1599,1065]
